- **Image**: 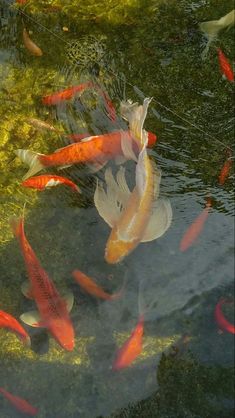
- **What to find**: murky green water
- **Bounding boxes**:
[0,0,234,417]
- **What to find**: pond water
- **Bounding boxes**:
[0,1,234,417]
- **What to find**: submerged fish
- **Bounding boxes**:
[15,129,157,180]
[72,270,123,300]
[23,28,43,57]
[26,118,62,134]
[214,299,235,334]
[217,48,234,82]
[95,98,172,264]
[21,174,81,193]
[112,315,144,370]
[180,197,212,252]
[10,213,75,351]
[0,310,30,346]
[0,387,38,416]
[42,81,93,105]
[218,152,233,185]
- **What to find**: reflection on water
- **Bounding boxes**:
[0,0,234,417]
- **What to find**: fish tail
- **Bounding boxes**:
[15,149,45,180]
[199,19,223,38]
[9,216,22,238]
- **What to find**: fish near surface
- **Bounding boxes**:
[0,310,30,346]
[21,174,81,193]
[94,98,172,264]
[0,387,38,416]
[10,213,75,351]
[14,130,157,180]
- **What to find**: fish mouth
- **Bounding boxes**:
[61,339,75,351]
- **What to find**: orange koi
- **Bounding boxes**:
[112,315,144,370]
[215,299,235,334]
[95,98,172,263]
[217,48,234,82]
[0,310,30,346]
[42,81,93,105]
[10,213,75,351]
[218,152,233,185]
[180,197,212,252]
[72,270,123,300]
[23,28,43,57]
[15,130,158,180]
[21,174,81,193]
[0,387,38,416]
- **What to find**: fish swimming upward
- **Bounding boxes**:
[0,310,30,346]
[15,129,157,180]
[10,213,75,351]
[0,387,38,416]
[94,98,172,264]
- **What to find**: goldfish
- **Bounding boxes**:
[112,315,144,370]
[0,387,38,416]
[21,174,81,193]
[23,28,43,57]
[94,98,172,264]
[218,152,233,185]
[42,81,94,105]
[180,197,212,252]
[72,270,123,300]
[10,212,75,351]
[217,48,234,82]
[214,299,235,334]
[15,129,157,180]
[0,310,30,346]
[26,118,62,134]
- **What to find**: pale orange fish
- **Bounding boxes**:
[94,98,172,263]
[112,315,144,370]
[0,387,38,416]
[72,270,123,300]
[23,28,43,57]
[218,151,233,185]
[180,197,212,252]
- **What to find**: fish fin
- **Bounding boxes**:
[20,310,44,328]
[115,155,127,165]
[120,98,152,147]
[199,19,223,38]
[63,290,74,313]
[141,198,173,242]
[87,160,108,173]
[15,149,45,180]
[116,166,131,207]
[80,135,96,142]
[94,177,119,228]
[152,163,162,199]
[57,164,73,170]
[120,131,138,162]
[21,281,34,299]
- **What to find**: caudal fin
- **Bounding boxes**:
[15,149,45,180]
[9,216,22,238]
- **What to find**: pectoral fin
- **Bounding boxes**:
[141,198,173,242]
[20,310,43,328]
[21,281,34,299]
[63,290,74,313]
[120,132,138,162]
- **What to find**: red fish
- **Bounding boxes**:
[217,48,234,82]
[10,214,75,351]
[16,0,27,4]
[42,81,94,105]
[0,387,38,416]
[72,270,123,300]
[0,310,30,346]
[98,89,117,122]
[15,130,157,180]
[21,174,81,193]
[112,315,144,370]
[180,197,212,252]
[215,298,235,334]
[218,151,233,185]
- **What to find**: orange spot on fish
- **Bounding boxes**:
[112,315,144,371]
[180,197,212,252]
[217,48,234,82]
[214,298,235,334]
[0,387,38,416]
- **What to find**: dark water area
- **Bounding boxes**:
[0,0,234,417]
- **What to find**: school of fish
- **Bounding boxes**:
[0,5,234,417]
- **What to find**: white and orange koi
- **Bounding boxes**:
[94,98,172,263]
[21,174,81,193]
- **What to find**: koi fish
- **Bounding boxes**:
[0,310,30,346]
[94,98,172,264]
[21,174,81,193]
[112,315,144,370]
[217,48,234,82]
[10,213,75,351]
[67,132,92,142]
[42,81,94,105]
[15,130,157,180]
[23,28,43,57]
[26,118,62,134]
[180,197,212,252]
[214,299,235,334]
[72,270,123,300]
[0,387,38,416]
[218,152,233,185]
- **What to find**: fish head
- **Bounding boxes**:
[51,318,75,351]
[147,131,157,147]
[105,232,136,264]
